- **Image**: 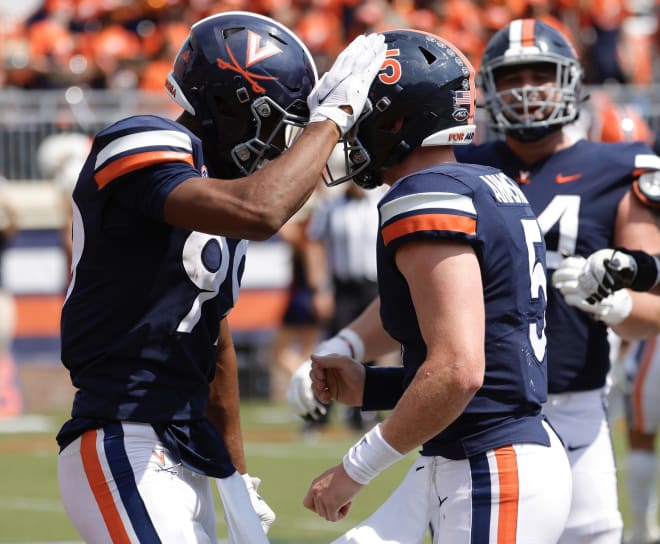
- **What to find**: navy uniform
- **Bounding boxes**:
[338,163,571,543]
[456,139,660,542]
[58,115,243,474]
[456,140,660,394]
[56,116,252,542]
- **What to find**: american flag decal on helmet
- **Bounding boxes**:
[453,90,472,106]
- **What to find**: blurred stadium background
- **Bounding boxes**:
[2,0,660,542]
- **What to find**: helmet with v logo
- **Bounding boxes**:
[166,11,317,177]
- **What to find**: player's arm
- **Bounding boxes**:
[553,191,660,338]
[287,295,400,420]
[164,121,341,241]
[163,33,387,241]
[207,318,276,532]
[609,190,660,338]
[379,240,483,452]
[207,318,246,472]
[304,241,483,520]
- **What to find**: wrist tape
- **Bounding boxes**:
[627,250,660,291]
[342,423,405,485]
[337,328,365,362]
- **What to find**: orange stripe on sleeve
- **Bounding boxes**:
[381,213,476,246]
[495,446,519,544]
[95,150,194,189]
[81,430,132,544]
[632,338,656,431]
[521,19,536,47]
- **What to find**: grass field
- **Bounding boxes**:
[0,402,430,544]
[0,401,653,543]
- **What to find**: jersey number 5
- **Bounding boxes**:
[522,218,547,363]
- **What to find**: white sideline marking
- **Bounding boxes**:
[0,415,55,433]
[0,497,63,512]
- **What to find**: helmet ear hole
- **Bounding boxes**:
[419,46,436,65]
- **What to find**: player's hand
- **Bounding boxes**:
[576,249,638,303]
[286,359,327,421]
[287,329,365,420]
[308,33,387,135]
[303,463,363,522]
[242,473,276,534]
[552,255,632,325]
[311,354,365,406]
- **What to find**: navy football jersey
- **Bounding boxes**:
[57,115,246,477]
[375,162,549,459]
[456,139,660,393]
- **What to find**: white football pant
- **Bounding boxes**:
[543,388,623,543]
[58,422,268,543]
[332,421,571,543]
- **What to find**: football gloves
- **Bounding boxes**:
[576,248,660,303]
[552,255,633,326]
[308,33,387,135]
[242,473,276,534]
[287,328,365,420]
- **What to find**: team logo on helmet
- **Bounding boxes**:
[216,31,283,94]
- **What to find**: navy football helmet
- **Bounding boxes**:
[166,11,317,177]
[478,18,584,142]
[325,29,476,189]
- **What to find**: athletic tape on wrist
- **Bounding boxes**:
[310,107,350,135]
[342,423,405,485]
[337,328,365,362]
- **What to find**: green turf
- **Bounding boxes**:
[0,401,652,543]
[0,402,428,543]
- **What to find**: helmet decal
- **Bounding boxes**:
[323,29,477,189]
[216,39,279,94]
[245,31,283,67]
[165,11,317,177]
[379,49,402,85]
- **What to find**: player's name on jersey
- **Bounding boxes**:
[480,172,529,205]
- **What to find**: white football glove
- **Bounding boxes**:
[286,328,365,420]
[308,33,387,135]
[242,473,275,534]
[552,255,632,325]
[578,248,660,303]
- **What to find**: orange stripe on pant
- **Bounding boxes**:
[494,445,519,543]
[81,430,132,544]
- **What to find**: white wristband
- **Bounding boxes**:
[342,423,405,485]
[337,328,365,362]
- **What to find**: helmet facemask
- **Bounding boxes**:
[165,11,317,178]
[478,19,584,143]
[230,96,309,175]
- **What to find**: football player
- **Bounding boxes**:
[454,18,660,544]
[302,29,571,543]
[55,11,386,543]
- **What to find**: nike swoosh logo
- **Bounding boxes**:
[438,496,448,507]
[555,173,582,184]
[567,443,589,452]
